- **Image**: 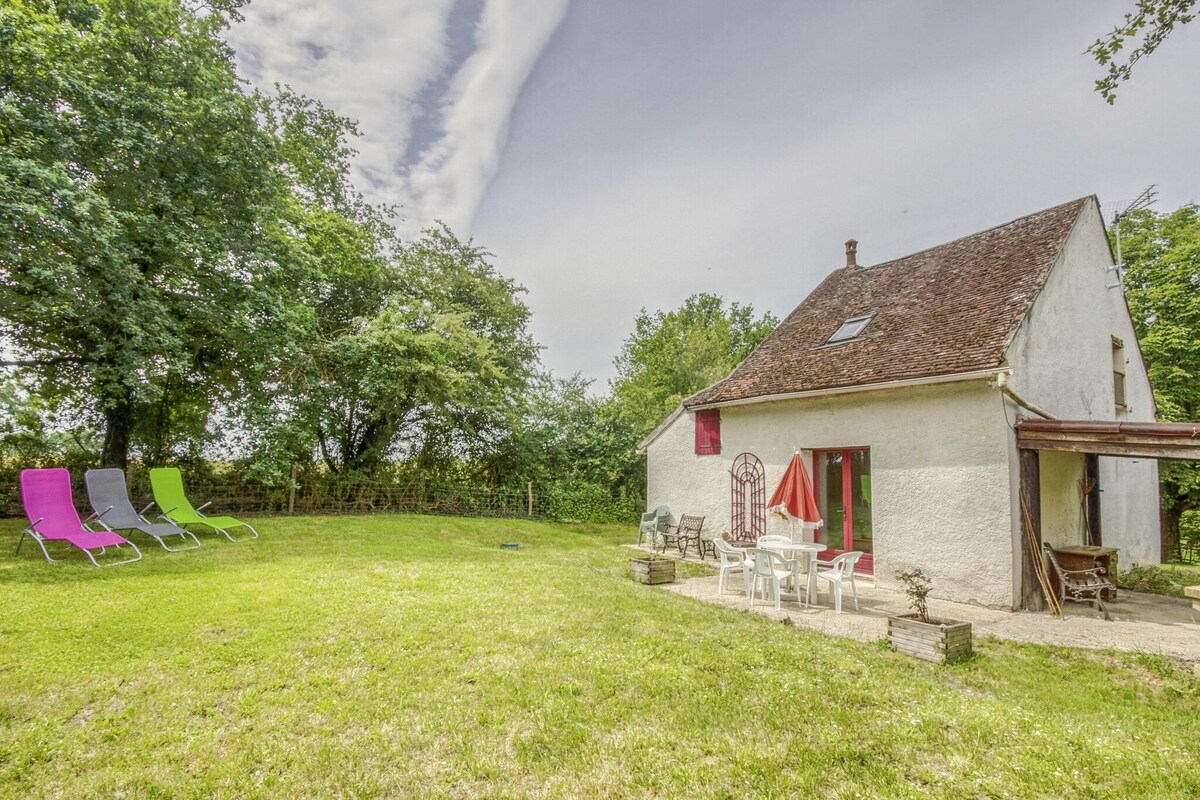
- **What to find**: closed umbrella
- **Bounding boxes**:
[767,452,823,542]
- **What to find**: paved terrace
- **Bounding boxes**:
[629,545,1200,664]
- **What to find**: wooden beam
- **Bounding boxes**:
[1019,448,1045,612]
[1015,437,1200,460]
[1085,453,1102,546]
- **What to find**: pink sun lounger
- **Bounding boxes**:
[17,468,142,566]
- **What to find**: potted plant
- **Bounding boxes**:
[630,551,676,585]
[887,569,972,664]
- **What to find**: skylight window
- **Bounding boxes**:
[827,315,872,344]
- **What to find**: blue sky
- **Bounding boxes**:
[226,1,1200,385]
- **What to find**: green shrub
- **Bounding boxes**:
[1116,564,1191,598]
[1180,510,1200,563]
[545,483,639,525]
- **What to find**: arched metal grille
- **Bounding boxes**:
[729,452,766,544]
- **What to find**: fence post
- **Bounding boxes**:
[527,481,533,517]
[288,466,297,515]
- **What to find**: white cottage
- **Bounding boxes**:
[639,197,1161,610]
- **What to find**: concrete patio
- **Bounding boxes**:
[631,545,1200,663]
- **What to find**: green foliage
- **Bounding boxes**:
[0,2,776,515]
[896,568,933,622]
[0,0,291,467]
[243,218,538,477]
[545,481,639,524]
[599,293,778,500]
[1117,204,1200,556]
[1115,563,1199,597]
[1088,0,1197,103]
[611,293,778,440]
[1181,509,1200,562]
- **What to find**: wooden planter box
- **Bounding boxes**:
[887,614,972,664]
[630,556,675,585]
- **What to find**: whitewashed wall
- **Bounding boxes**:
[646,381,1016,607]
[1004,196,1161,580]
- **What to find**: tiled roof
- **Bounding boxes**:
[685,197,1092,408]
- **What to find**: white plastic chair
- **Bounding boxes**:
[814,551,863,613]
[756,534,800,580]
[713,538,751,598]
[746,548,798,611]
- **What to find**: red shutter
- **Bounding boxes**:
[695,409,721,455]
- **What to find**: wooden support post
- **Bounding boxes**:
[1019,448,1045,611]
[527,481,533,517]
[1085,453,1102,546]
[288,466,297,515]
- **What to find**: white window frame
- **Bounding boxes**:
[827,314,873,344]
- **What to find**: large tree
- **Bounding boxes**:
[611,293,778,439]
[244,220,539,478]
[1116,204,1200,558]
[0,0,291,468]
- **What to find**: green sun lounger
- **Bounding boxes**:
[149,467,259,542]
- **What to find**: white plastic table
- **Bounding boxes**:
[760,542,828,605]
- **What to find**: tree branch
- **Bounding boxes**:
[0,356,89,368]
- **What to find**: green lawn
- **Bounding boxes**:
[1,515,1199,798]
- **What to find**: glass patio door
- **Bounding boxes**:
[814,448,873,572]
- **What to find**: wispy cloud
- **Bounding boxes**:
[405,0,570,233]
[225,0,568,236]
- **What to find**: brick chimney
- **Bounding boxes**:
[845,239,858,268]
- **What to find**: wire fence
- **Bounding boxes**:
[0,471,643,525]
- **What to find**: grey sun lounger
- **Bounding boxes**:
[85,468,202,551]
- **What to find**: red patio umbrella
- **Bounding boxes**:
[767,452,823,541]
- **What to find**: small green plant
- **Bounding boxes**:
[1116,563,1193,598]
[897,568,933,622]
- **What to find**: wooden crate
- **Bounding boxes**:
[630,557,676,585]
[887,614,972,664]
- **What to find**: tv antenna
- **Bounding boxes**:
[1108,184,1157,290]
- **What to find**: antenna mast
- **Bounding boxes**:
[1108,184,1157,290]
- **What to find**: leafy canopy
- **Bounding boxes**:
[1117,204,1200,556]
[0,0,291,467]
[611,293,778,438]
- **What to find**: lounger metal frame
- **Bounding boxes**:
[85,504,202,552]
[15,515,143,567]
[157,501,259,543]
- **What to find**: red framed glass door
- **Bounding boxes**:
[813,448,873,572]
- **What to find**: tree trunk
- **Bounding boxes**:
[100,389,135,469]
[1163,499,1182,563]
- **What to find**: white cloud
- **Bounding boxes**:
[405,0,570,233]
[224,0,569,236]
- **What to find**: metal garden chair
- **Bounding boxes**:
[658,514,704,558]
[1042,543,1115,620]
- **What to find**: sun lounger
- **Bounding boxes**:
[85,468,201,551]
[16,468,142,566]
[149,467,259,542]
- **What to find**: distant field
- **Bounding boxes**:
[1,515,1198,798]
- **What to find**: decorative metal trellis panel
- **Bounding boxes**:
[729,452,766,544]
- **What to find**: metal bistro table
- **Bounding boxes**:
[760,541,828,606]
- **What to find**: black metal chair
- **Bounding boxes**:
[659,514,705,558]
[1042,543,1116,620]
